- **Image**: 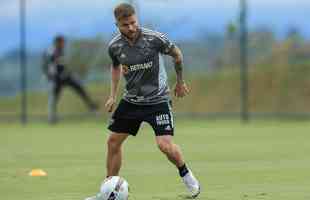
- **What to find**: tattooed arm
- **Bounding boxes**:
[168,46,190,98]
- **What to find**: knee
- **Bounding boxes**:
[157,139,173,155]
[107,136,122,152]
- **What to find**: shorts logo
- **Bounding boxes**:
[165,125,172,131]
[156,114,170,126]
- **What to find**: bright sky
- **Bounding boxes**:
[0,0,309,19]
[0,0,309,54]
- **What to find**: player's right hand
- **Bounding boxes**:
[105,96,116,113]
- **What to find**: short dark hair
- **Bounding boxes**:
[54,35,65,44]
[114,3,135,21]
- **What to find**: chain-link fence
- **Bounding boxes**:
[0,0,309,123]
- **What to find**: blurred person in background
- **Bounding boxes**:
[42,35,99,124]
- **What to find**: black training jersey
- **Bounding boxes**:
[42,46,67,78]
[108,27,175,105]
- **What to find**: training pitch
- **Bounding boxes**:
[1,119,310,200]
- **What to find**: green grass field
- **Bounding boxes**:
[1,120,310,200]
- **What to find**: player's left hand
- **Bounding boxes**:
[174,81,190,98]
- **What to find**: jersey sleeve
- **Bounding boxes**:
[108,45,120,67]
[45,48,54,62]
[41,51,49,75]
[41,48,56,79]
[42,48,54,71]
[154,32,175,55]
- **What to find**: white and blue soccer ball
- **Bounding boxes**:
[95,176,129,200]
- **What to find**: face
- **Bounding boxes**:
[55,39,65,50]
[116,15,139,40]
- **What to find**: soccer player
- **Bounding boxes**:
[87,3,200,199]
[42,35,99,123]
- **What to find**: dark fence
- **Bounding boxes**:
[0,0,309,123]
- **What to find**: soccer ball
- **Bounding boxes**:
[96,176,129,200]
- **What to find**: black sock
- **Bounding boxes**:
[178,164,189,177]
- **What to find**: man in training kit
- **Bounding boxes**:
[87,3,200,199]
[42,35,99,123]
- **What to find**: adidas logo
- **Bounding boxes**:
[165,125,172,131]
[120,53,126,59]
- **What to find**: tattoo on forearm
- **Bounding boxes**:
[175,63,183,83]
[172,47,184,83]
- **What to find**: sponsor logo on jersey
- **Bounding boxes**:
[121,61,153,74]
[129,61,153,72]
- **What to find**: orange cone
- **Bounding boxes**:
[29,169,48,177]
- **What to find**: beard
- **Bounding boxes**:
[127,31,137,39]
[120,27,140,41]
